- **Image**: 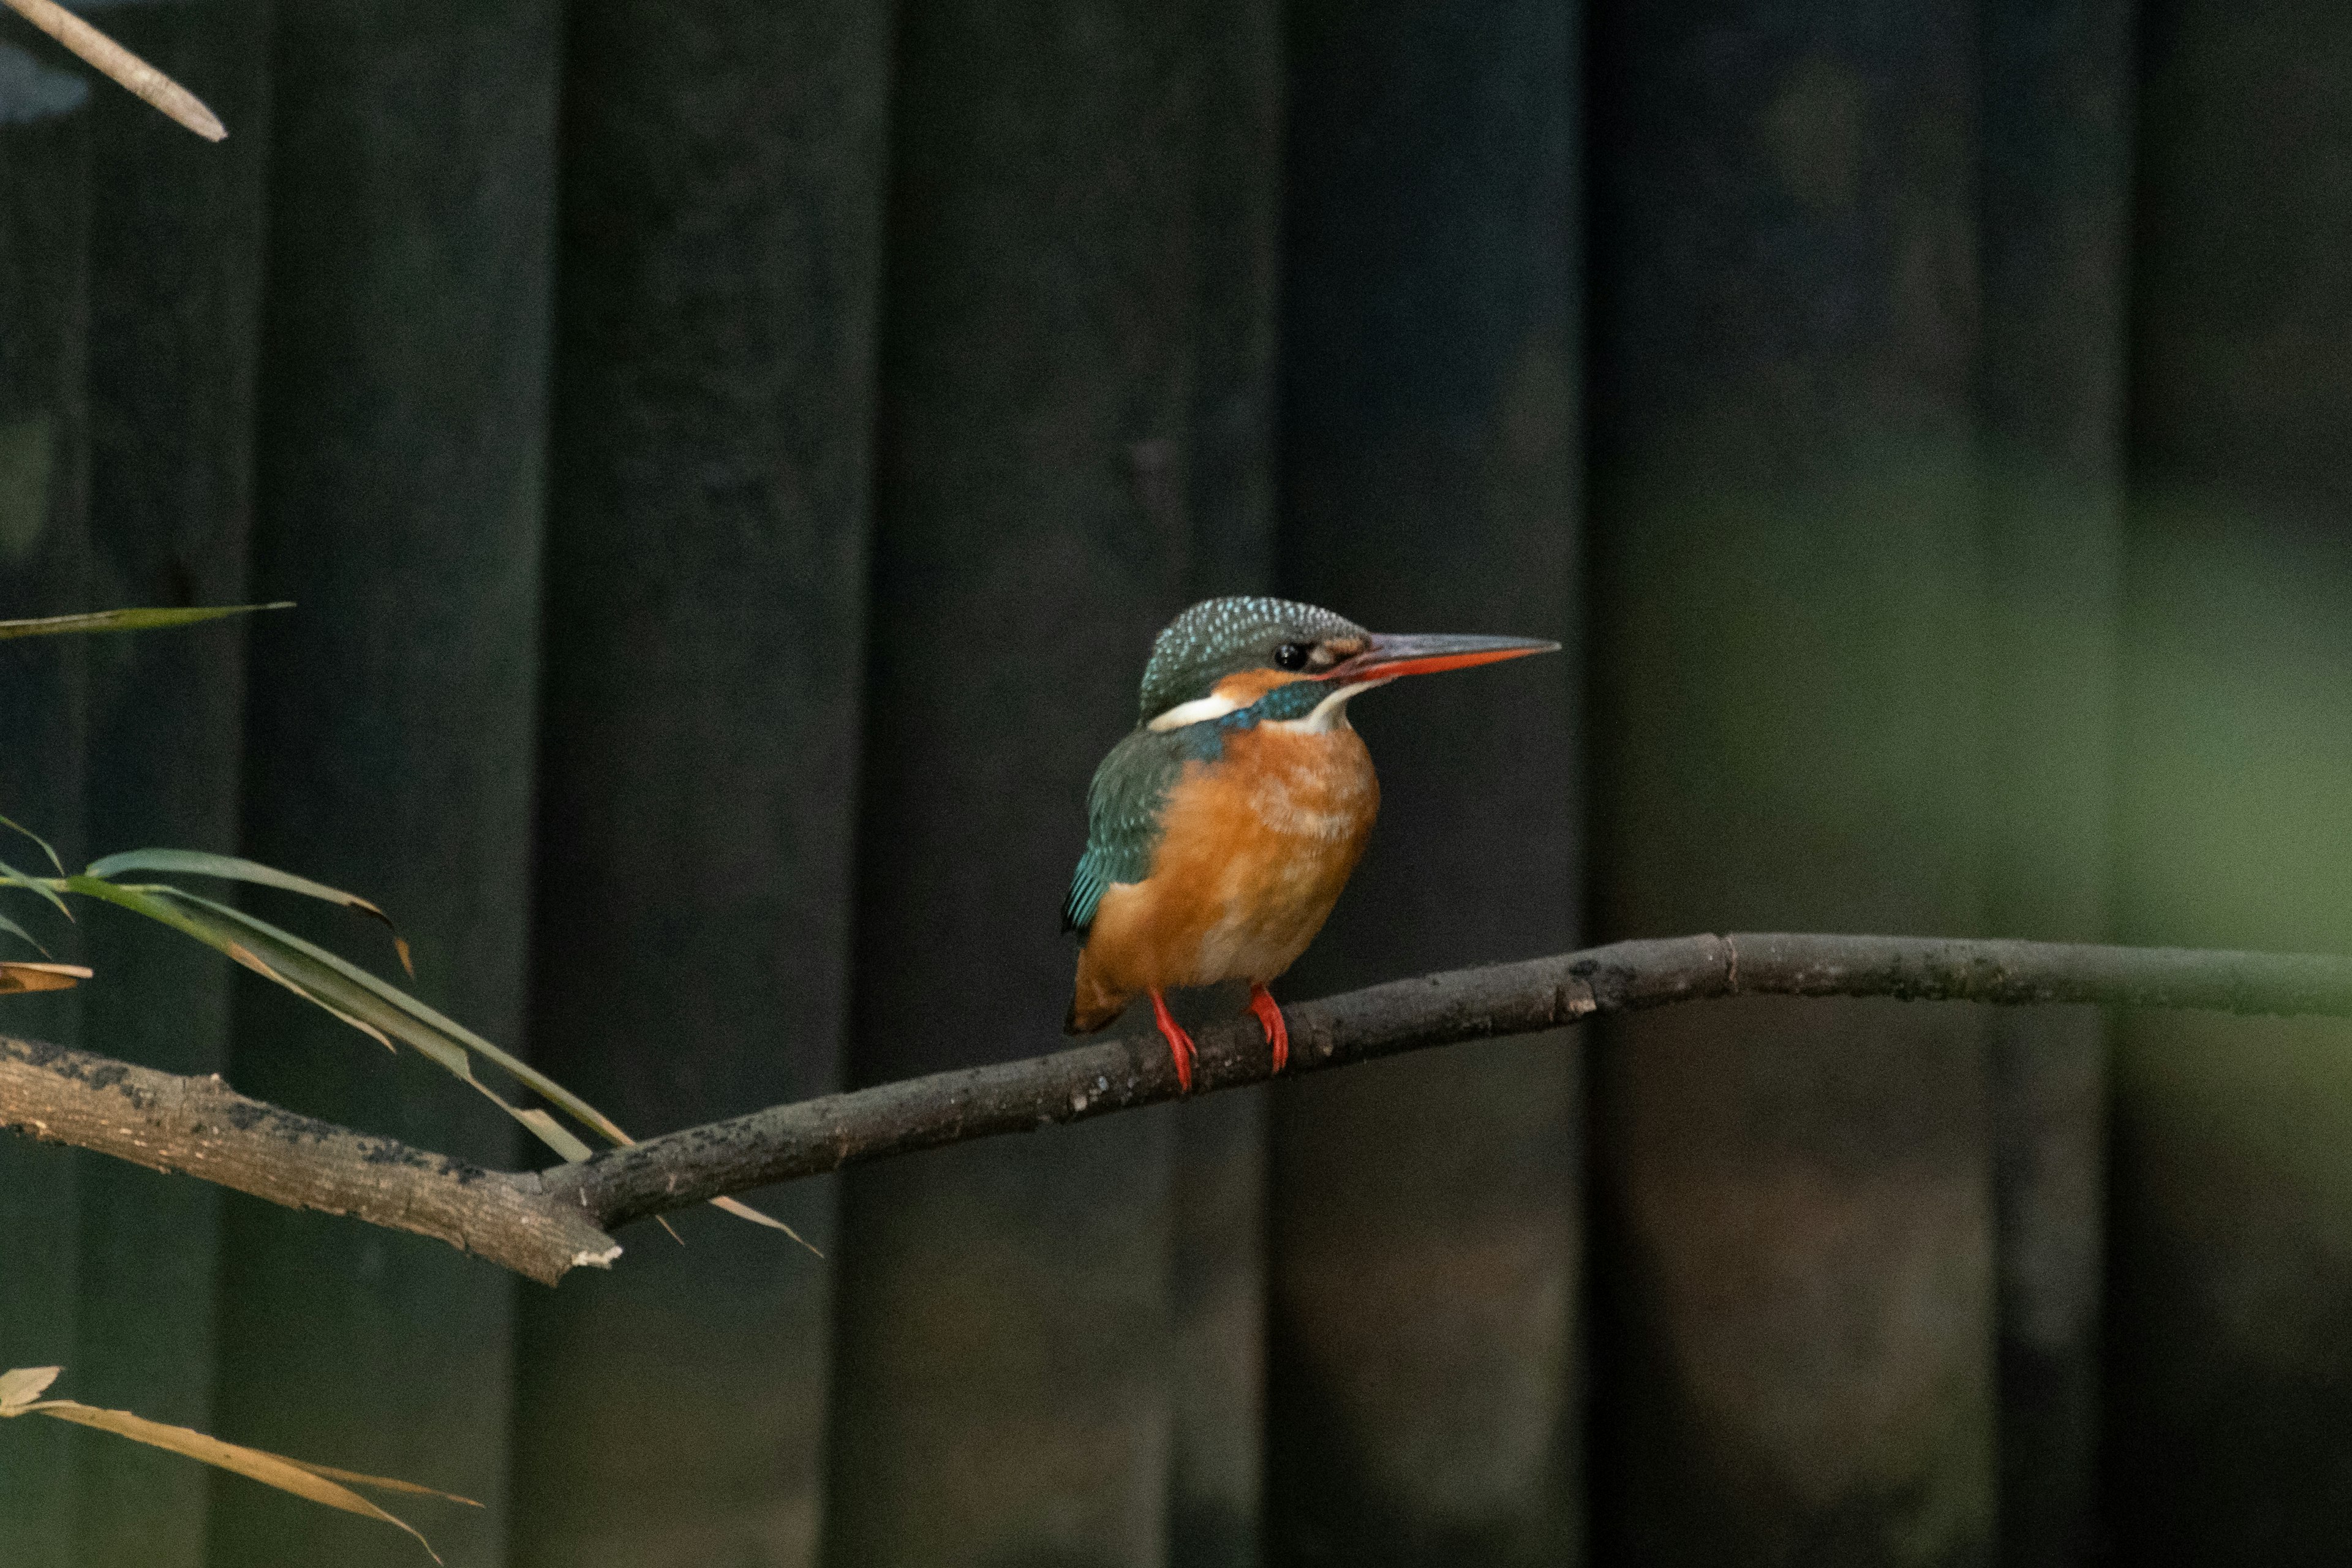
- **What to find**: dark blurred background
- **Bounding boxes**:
[0,0,2346,1564]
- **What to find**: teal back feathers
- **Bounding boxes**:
[1063,729,1183,933]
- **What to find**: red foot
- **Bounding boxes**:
[1149,988,1196,1093]
[1248,982,1289,1075]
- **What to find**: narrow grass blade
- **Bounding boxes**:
[85,848,412,974]
[7,1395,458,1561]
[0,603,288,639]
[151,890,817,1246]
[285,1460,482,1504]
[710,1194,820,1256]
[0,814,63,873]
[515,1108,592,1162]
[62,877,815,1246]
[153,887,630,1140]
[0,910,47,953]
[0,856,70,919]
[63,880,620,1164]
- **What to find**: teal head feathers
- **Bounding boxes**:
[1136,596,1371,723]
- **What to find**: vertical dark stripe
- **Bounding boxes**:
[1586,2,1995,1562]
[1170,5,1283,1564]
[1271,2,1583,1563]
[508,2,894,1564]
[0,43,89,1568]
[2109,2,2352,1559]
[821,2,1200,1561]
[209,2,560,1564]
[1975,0,2133,1562]
[71,4,270,1564]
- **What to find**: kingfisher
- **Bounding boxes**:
[1063,596,1558,1091]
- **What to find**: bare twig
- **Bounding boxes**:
[10,933,2352,1286]
[2,0,226,141]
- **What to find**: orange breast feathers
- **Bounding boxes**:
[1069,721,1379,1028]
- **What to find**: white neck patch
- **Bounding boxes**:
[1145,692,1243,732]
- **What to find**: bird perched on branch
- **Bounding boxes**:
[1063,596,1557,1090]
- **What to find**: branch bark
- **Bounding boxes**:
[0,1034,619,1284]
[12,932,2352,1286]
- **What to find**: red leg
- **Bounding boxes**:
[1247,982,1289,1075]
[1148,988,1196,1093]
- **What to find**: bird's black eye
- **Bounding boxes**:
[1275,642,1313,671]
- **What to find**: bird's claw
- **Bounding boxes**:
[1247,983,1289,1075]
[1148,989,1196,1093]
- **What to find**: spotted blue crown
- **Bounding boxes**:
[1136,596,1365,722]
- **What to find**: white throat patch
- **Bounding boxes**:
[1145,677,1393,736]
[1273,678,1391,734]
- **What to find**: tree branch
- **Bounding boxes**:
[0,1035,617,1284]
[12,933,2352,1286]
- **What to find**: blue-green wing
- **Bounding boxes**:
[1062,727,1189,934]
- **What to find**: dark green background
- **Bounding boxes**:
[0,0,2344,1563]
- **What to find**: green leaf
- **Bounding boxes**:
[0,908,48,954]
[63,876,815,1249]
[64,879,619,1163]
[0,814,62,874]
[164,889,627,1138]
[0,603,292,641]
[83,848,411,974]
[0,855,70,919]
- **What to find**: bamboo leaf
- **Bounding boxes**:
[0,813,63,874]
[62,877,813,1246]
[514,1108,593,1162]
[0,909,48,953]
[83,848,412,974]
[710,1194,821,1256]
[0,602,285,639]
[0,0,228,141]
[64,880,614,1163]
[151,887,630,1143]
[0,1366,59,1409]
[0,960,89,993]
[0,856,70,919]
[285,1459,482,1504]
[13,1397,458,1561]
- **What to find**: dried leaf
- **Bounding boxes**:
[0,601,288,640]
[0,1366,59,1409]
[711,1194,821,1257]
[285,1459,482,1505]
[0,0,223,139]
[15,1397,459,1561]
[0,960,89,993]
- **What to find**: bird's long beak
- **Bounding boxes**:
[1325,630,1559,682]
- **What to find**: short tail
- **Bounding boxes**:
[1065,963,1129,1035]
